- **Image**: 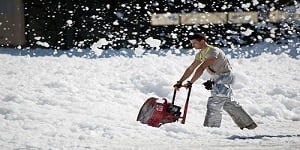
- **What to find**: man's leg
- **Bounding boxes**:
[223,100,257,129]
[203,96,227,127]
[204,73,233,128]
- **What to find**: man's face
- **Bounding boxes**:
[190,39,204,49]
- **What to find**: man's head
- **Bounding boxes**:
[189,33,207,49]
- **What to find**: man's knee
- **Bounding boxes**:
[223,100,240,111]
[207,97,226,112]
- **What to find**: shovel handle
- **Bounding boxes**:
[171,89,176,105]
[181,86,192,124]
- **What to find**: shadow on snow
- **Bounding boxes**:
[227,134,300,140]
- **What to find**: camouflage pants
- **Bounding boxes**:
[203,72,256,128]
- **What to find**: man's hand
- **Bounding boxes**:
[183,81,193,88]
[203,80,214,90]
[173,81,182,90]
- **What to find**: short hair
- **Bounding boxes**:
[189,33,206,41]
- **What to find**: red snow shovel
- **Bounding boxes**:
[136,86,192,127]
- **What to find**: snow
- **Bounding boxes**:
[36,41,50,48]
[252,0,259,6]
[0,42,300,149]
[265,38,274,43]
[66,20,73,26]
[127,40,137,45]
[194,3,205,9]
[241,28,254,36]
[145,37,161,49]
[241,3,251,10]
[90,38,110,56]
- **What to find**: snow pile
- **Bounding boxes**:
[0,46,299,149]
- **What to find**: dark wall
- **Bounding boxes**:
[23,0,299,50]
[0,0,26,46]
[24,0,140,49]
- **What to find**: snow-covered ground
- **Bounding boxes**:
[0,43,300,149]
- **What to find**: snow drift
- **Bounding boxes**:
[0,43,299,149]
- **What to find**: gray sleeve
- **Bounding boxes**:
[207,48,219,58]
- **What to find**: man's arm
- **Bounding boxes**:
[190,56,216,83]
[178,59,201,83]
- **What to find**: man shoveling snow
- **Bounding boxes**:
[174,33,257,130]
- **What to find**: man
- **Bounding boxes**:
[174,33,257,129]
